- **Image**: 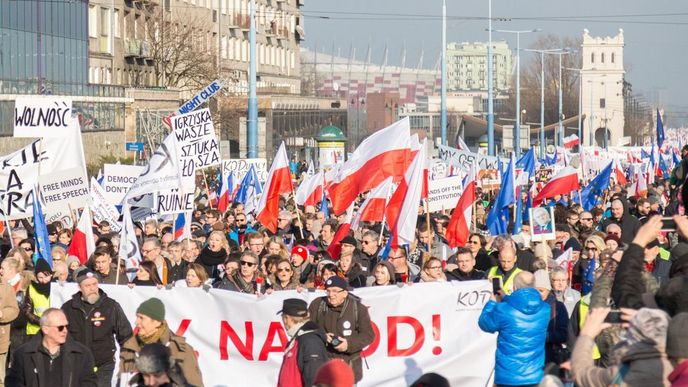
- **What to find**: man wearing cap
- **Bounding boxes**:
[308,276,374,383]
[277,298,328,387]
[61,268,133,386]
[7,308,98,386]
[120,298,203,386]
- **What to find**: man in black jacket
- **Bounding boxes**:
[277,298,328,387]
[61,269,133,387]
[601,198,641,245]
[6,308,98,386]
[446,247,486,281]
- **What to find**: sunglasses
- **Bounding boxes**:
[362,240,373,245]
[51,325,68,332]
[277,267,292,273]
[586,247,598,251]
[240,260,256,267]
[469,240,480,244]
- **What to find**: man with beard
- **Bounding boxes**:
[61,268,133,386]
[277,298,328,387]
[229,213,256,245]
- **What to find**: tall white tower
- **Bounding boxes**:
[580,29,625,147]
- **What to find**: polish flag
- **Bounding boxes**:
[174,212,191,241]
[67,208,96,264]
[327,204,354,260]
[295,171,324,207]
[256,142,293,233]
[563,134,580,149]
[533,166,580,206]
[385,137,427,247]
[327,118,412,215]
[445,178,476,248]
[351,177,393,229]
[635,171,648,198]
[614,161,627,186]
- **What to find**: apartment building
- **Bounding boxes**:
[446,41,512,92]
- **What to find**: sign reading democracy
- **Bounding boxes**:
[438,144,508,172]
[427,176,463,212]
[171,108,221,186]
[38,167,89,210]
[222,158,268,183]
[51,281,496,387]
[102,164,144,205]
[155,188,194,215]
[13,96,73,137]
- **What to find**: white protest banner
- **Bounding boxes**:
[427,175,463,213]
[13,96,73,137]
[89,178,121,232]
[44,205,74,229]
[222,158,268,183]
[438,144,508,172]
[102,164,144,205]
[0,129,86,220]
[172,108,220,179]
[38,167,89,210]
[155,188,194,215]
[124,133,184,206]
[52,281,495,387]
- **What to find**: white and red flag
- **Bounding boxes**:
[563,134,579,149]
[327,204,354,260]
[532,166,580,206]
[67,208,96,264]
[327,118,411,215]
[295,171,324,207]
[351,177,394,229]
[385,137,427,247]
[445,167,477,248]
[256,142,293,233]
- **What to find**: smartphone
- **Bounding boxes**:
[330,336,342,347]
[491,278,502,294]
[604,309,623,323]
[662,217,677,232]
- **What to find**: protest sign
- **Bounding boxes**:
[155,188,194,215]
[0,129,86,220]
[124,134,183,205]
[427,176,463,212]
[222,158,268,183]
[530,206,556,242]
[171,108,221,186]
[89,178,121,232]
[38,167,89,210]
[52,281,496,387]
[438,144,508,172]
[102,164,144,205]
[44,205,74,229]
[13,96,73,137]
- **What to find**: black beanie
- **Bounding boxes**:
[34,258,52,275]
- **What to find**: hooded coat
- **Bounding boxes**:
[478,288,550,386]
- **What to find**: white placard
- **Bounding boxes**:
[51,281,496,387]
[530,206,556,242]
[102,164,144,205]
[44,205,74,229]
[89,178,121,232]
[38,167,89,210]
[427,175,463,213]
[438,144,508,172]
[13,96,73,137]
[171,108,221,186]
[155,188,194,215]
[221,158,268,183]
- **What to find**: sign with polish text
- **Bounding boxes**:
[13,96,74,137]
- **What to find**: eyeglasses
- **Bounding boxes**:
[277,267,292,273]
[141,248,157,254]
[362,240,373,245]
[586,246,598,251]
[427,266,442,270]
[240,260,256,267]
[469,240,480,245]
[48,324,68,332]
[608,232,620,236]
[236,218,246,223]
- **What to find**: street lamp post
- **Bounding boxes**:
[524,48,566,156]
[487,0,494,155]
[493,28,540,157]
[564,67,582,151]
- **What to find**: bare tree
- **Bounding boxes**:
[146,9,216,91]
[501,34,582,129]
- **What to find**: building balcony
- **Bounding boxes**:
[124,39,141,57]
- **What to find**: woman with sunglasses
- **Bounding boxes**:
[572,235,606,294]
[224,251,265,294]
[269,259,298,291]
[467,233,493,272]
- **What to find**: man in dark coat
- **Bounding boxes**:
[446,247,487,281]
[308,276,375,383]
[601,198,641,245]
[61,268,133,386]
[277,299,328,387]
[6,308,98,387]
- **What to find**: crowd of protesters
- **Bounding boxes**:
[0,147,687,386]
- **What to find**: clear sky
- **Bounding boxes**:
[301,0,688,125]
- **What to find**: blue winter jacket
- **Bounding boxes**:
[478,288,550,386]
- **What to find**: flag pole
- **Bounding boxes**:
[115,253,122,285]
[201,169,214,209]
[378,182,393,245]
[3,213,14,249]
[291,189,305,239]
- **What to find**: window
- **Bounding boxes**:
[89,6,98,38]
[601,53,605,63]
[114,9,120,38]
[611,53,615,63]
[600,98,606,109]
[591,53,595,63]
[100,8,110,36]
